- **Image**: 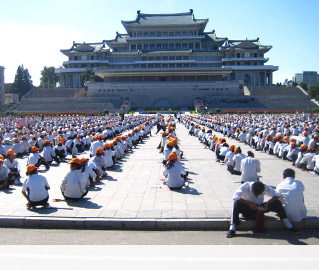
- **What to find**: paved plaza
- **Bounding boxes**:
[0,117,318,229]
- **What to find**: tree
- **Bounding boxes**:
[39,66,58,89]
[299,82,308,91]
[308,84,319,99]
[11,65,33,99]
[80,68,104,86]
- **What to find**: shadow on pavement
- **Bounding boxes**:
[234,229,319,245]
[66,198,102,209]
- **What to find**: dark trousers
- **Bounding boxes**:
[231,199,287,226]
[35,158,50,169]
[29,196,49,207]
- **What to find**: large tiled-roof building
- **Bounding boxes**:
[55,10,279,109]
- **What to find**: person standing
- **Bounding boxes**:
[276,168,307,223]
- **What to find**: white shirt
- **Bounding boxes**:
[61,170,87,199]
[22,174,50,202]
[300,153,315,170]
[163,162,186,188]
[4,159,20,172]
[233,182,280,205]
[276,177,307,222]
[224,151,234,167]
[42,146,56,162]
[28,153,40,165]
[0,165,9,181]
[104,150,115,167]
[233,153,246,172]
[240,156,261,182]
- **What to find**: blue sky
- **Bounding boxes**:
[0,0,318,85]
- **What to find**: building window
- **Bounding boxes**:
[148,64,155,68]
[155,56,161,61]
[144,32,149,37]
[162,43,168,49]
[182,31,187,36]
[148,56,154,61]
[188,31,193,36]
[137,44,142,50]
[169,31,174,37]
[137,32,142,37]
[144,44,149,50]
[150,44,155,50]
[150,32,155,37]
[183,56,189,60]
[237,53,241,58]
[131,44,136,50]
[237,62,240,65]
[169,43,174,49]
[254,62,258,65]
[169,64,175,68]
[169,56,175,60]
[162,56,168,60]
[254,53,258,57]
[189,43,193,49]
[176,56,182,60]
[163,32,168,37]
[156,31,161,37]
[176,43,181,49]
[195,42,200,49]
[74,56,78,60]
[182,43,187,49]
[156,44,161,50]
[176,31,180,37]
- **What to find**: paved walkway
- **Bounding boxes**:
[0,118,318,229]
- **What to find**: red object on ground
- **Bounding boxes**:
[254,210,267,233]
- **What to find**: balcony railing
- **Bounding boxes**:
[222,57,269,62]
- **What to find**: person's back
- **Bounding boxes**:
[240,151,260,183]
[164,161,186,188]
[23,174,49,202]
[276,169,307,222]
[61,170,86,199]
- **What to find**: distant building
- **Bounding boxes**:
[303,71,319,87]
[56,10,278,89]
[294,73,303,84]
[0,66,5,106]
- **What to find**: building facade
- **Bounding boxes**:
[56,11,278,108]
[303,71,319,87]
[56,10,278,88]
[0,66,5,106]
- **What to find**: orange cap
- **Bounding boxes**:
[98,134,104,140]
[300,144,307,150]
[44,140,51,146]
[104,143,111,149]
[68,158,82,165]
[31,146,40,152]
[80,157,89,164]
[96,147,104,154]
[7,149,16,156]
[0,155,4,162]
[26,164,38,173]
[168,152,178,161]
[229,145,236,151]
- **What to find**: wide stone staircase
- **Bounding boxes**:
[13,88,122,113]
[251,86,318,111]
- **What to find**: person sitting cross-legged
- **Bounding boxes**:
[163,151,187,190]
[226,181,300,238]
[22,165,50,209]
[60,158,88,201]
